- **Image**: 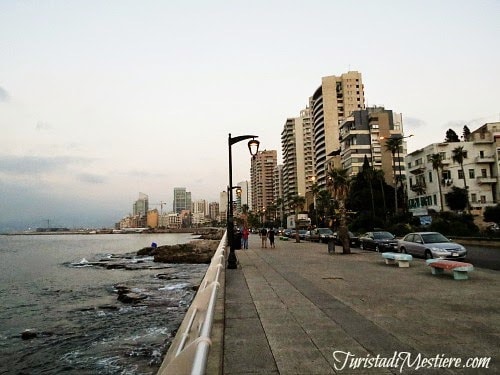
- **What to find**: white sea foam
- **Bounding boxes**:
[158,282,190,291]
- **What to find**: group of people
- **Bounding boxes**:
[259,227,276,248]
[239,227,276,249]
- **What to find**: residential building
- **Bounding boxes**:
[237,180,252,212]
[219,190,228,223]
[173,187,191,214]
[146,209,159,228]
[281,107,315,208]
[338,106,407,186]
[251,150,278,220]
[405,122,500,217]
[208,202,220,221]
[311,71,365,189]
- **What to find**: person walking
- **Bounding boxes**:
[260,227,268,248]
[241,227,250,249]
[268,228,275,248]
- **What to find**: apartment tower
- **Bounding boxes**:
[281,107,315,208]
[173,187,191,214]
[339,106,406,186]
[311,71,365,188]
[250,150,278,217]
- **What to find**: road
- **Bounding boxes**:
[465,244,500,270]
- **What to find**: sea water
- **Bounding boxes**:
[0,233,208,374]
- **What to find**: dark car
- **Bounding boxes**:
[359,231,398,252]
[308,228,335,243]
[398,232,467,260]
[333,231,360,247]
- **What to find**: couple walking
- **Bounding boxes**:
[260,228,275,248]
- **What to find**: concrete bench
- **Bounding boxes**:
[381,252,413,268]
[426,259,474,280]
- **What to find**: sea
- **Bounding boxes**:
[0,233,209,375]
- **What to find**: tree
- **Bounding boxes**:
[463,125,471,141]
[328,168,352,254]
[288,194,306,243]
[484,204,500,224]
[309,181,320,226]
[384,137,402,212]
[445,187,468,211]
[452,146,470,212]
[430,153,445,212]
[445,129,460,142]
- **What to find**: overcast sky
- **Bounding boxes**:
[1,0,499,231]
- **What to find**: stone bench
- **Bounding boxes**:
[381,252,413,268]
[426,259,474,280]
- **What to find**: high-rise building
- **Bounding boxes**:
[173,187,191,214]
[133,192,149,216]
[219,190,228,222]
[311,71,365,188]
[281,107,315,207]
[339,106,406,186]
[236,180,251,212]
[251,150,278,217]
[208,202,220,221]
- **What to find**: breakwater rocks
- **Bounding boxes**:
[137,239,220,264]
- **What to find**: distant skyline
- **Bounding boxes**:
[1,1,499,231]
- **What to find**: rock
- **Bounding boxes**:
[21,329,37,340]
[117,292,148,304]
[138,240,219,264]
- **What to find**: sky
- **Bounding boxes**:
[1,0,499,231]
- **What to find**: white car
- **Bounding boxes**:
[398,232,467,260]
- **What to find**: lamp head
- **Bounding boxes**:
[248,138,260,157]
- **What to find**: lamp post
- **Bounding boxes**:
[227,133,259,269]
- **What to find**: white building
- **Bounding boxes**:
[406,122,500,217]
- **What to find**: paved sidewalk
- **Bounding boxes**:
[223,234,499,374]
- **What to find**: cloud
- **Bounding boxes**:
[404,116,426,128]
[36,121,52,131]
[0,155,90,175]
[0,86,8,102]
[77,173,106,184]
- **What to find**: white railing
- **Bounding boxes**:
[157,232,226,375]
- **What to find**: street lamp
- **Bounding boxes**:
[227,133,259,269]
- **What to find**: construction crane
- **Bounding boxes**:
[150,201,168,215]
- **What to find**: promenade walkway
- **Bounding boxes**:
[222,234,499,374]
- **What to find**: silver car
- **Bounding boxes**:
[398,232,467,260]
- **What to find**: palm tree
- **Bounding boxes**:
[241,204,249,228]
[276,197,285,228]
[328,168,351,254]
[430,153,444,212]
[310,181,320,226]
[288,194,306,243]
[452,146,470,212]
[384,137,403,213]
[361,156,376,221]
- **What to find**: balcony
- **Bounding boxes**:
[475,156,495,163]
[409,164,425,175]
[410,183,426,195]
[477,177,497,184]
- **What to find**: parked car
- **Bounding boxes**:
[398,232,467,260]
[308,228,335,243]
[359,231,398,252]
[333,231,360,247]
[298,229,308,240]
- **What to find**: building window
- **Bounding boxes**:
[469,169,475,179]
[442,170,451,179]
[471,194,477,203]
[428,171,433,182]
[480,150,485,158]
[481,169,487,178]
[480,195,486,203]
[458,170,464,179]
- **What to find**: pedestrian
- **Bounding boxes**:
[241,226,250,249]
[260,227,268,248]
[268,228,275,248]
